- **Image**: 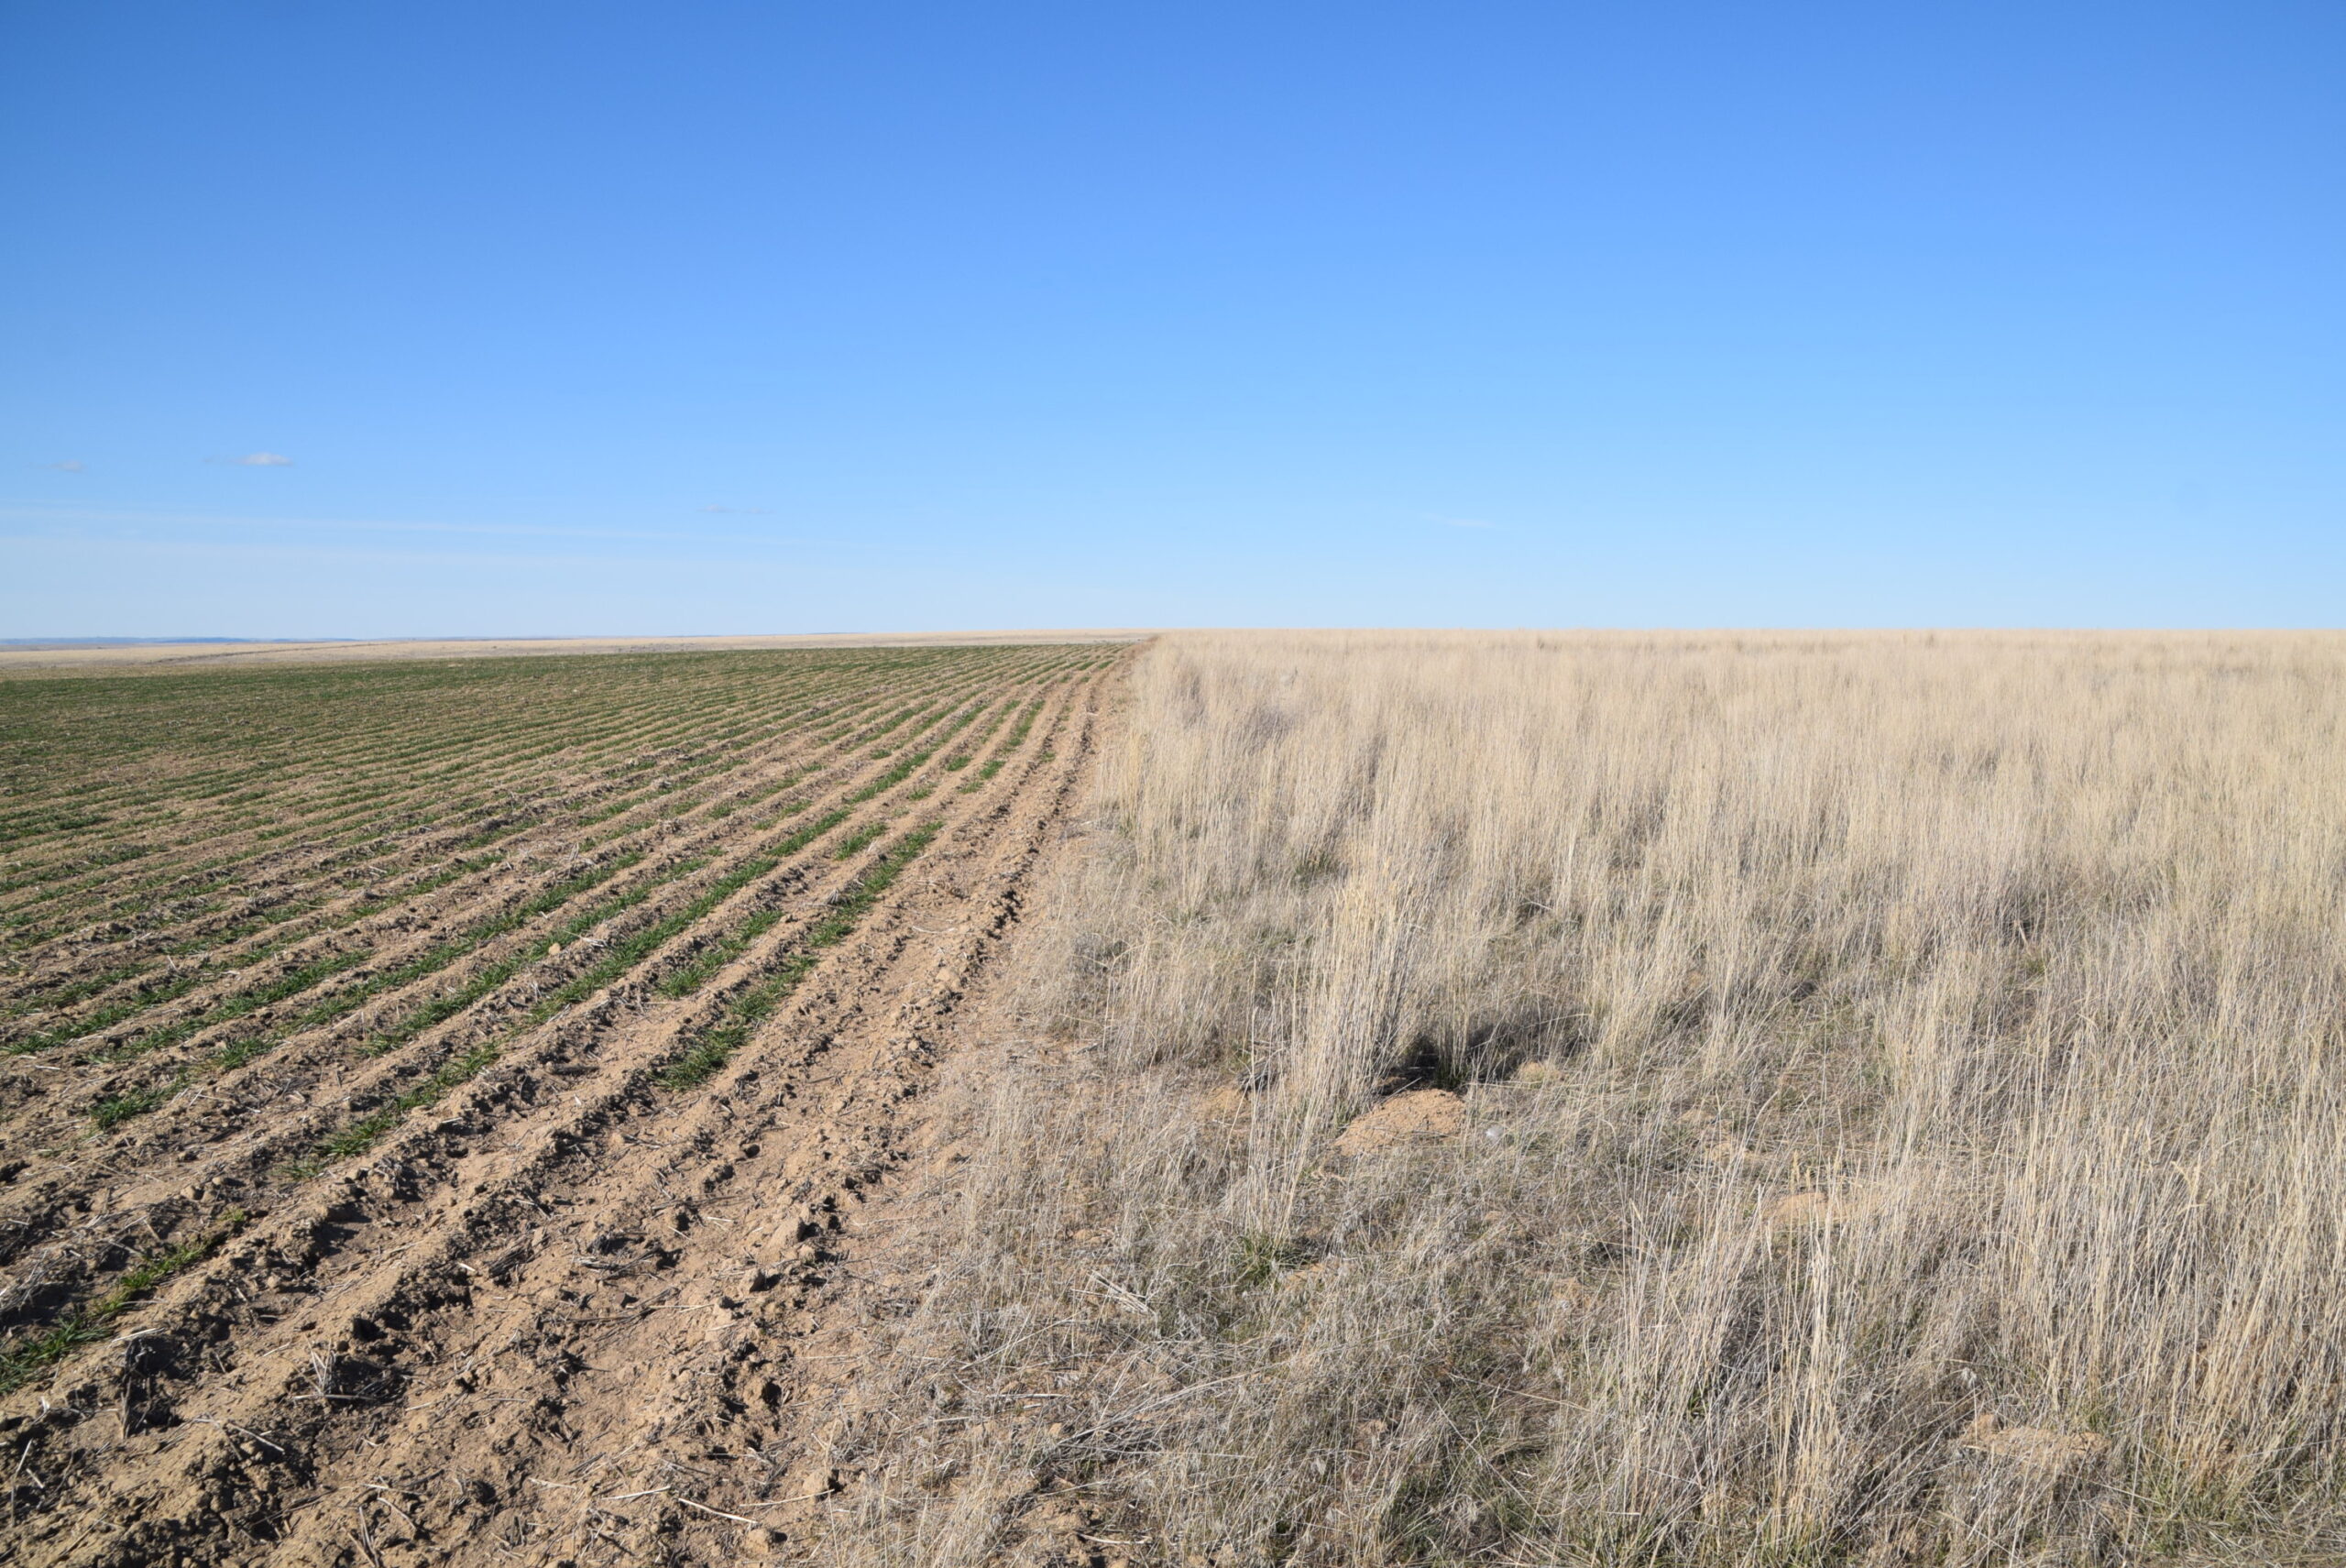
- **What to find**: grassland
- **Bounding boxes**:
[825,630,2346,1568]
[9,629,2335,1567]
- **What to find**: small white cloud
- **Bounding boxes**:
[235,452,294,467]
[42,459,85,472]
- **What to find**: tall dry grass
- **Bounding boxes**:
[830,630,2346,1566]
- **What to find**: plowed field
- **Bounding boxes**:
[0,643,1118,1564]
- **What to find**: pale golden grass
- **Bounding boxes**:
[829,630,2346,1566]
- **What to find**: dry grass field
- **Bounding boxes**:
[5,630,2341,1567]
[818,630,2346,1567]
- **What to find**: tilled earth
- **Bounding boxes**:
[0,649,1115,1565]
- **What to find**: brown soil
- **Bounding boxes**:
[0,680,1107,1565]
[0,699,892,1157]
[1958,1412,2111,1475]
[1329,1088,1465,1157]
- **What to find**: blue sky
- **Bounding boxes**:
[3,2,2341,635]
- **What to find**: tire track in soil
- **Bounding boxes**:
[0,669,1111,1566]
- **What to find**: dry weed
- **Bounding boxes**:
[839,630,2346,1567]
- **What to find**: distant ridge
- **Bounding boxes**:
[0,630,1150,673]
[0,637,326,649]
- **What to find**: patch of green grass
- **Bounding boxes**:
[451,814,540,851]
[92,1075,188,1129]
[832,821,887,859]
[318,852,641,1031]
[302,1039,502,1168]
[659,822,939,1089]
[316,835,815,1157]
[96,946,372,1067]
[0,841,153,897]
[0,809,109,849]
[775,807,850,856]
[522,861,755,1022]
[357,851,652,1056]
[0,1210,248,1394]
[846,748,936,803]
[657,908,784,997]
[13,960,154,1014]
[651,807,860,997]
[4,971,208,1056]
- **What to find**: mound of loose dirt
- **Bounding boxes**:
[1960,1411,2110,1474]
[1331,1087,1464,1155]
[1762,1185,1890,1229]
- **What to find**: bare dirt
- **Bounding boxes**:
[0,674,1109,1565]
[1329,1088,1465,1157]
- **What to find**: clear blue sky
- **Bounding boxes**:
[4,2,2340,635]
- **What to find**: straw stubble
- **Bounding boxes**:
[849,629,2346,1567]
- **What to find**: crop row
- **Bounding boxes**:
[0,647,1079,1023]
[23,674,1080,1148]
[0,647,1025,933]
[2,654,867,931]
[281,683,1085,1169]
[0,654,1106,1388]
[17,677,1039,1084]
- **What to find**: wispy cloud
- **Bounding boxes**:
[233,452,294,467]
[0,499,826,552]
[41,460,85,473]
[3,531,795,575]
